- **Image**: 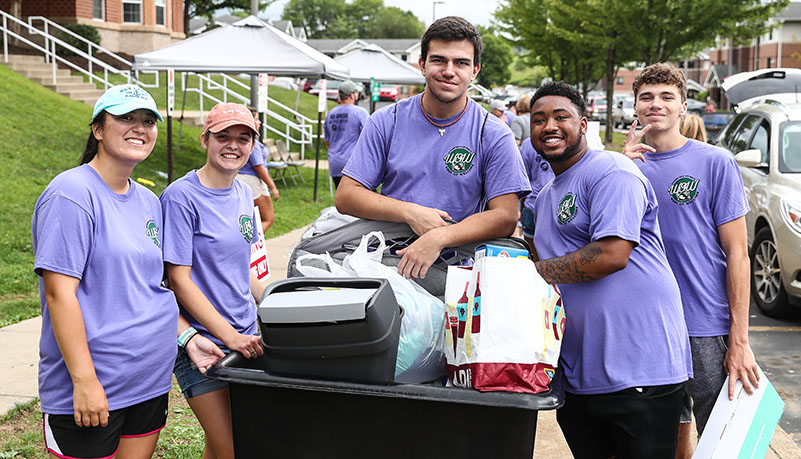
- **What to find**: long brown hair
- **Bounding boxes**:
[79,112,107,165]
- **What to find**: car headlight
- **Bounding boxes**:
[781,199,801,236]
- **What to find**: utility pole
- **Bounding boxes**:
[432,1,444,23]
[250,0,259,108]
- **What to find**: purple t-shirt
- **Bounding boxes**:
[238,140,266,176]
[33,165,178,414]
[639,139,749,336]
[533,150,692,394]
[519,139,554,211]
[342,94,530,222]
[161,171,258,346]
[324,103,369,178]
[504,110,516,126]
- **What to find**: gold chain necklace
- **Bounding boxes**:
[419,93,469,136]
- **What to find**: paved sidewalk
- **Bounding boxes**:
[2,225,799,457]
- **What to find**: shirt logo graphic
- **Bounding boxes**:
[443,147,476,175]
[239,215,254,243]
[667,176,700,205]
[557,193,578,224]
[145,220,161,248]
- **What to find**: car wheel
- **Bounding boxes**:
[751,227,792,317]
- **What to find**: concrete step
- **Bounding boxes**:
[42,81,93,91]
[17,68,73,79]
[29,74,85,85]
[7,61,55,72]
[73,95,100,106]
[59,88,103,99]
[3,54,47,64]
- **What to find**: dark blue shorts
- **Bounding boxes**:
[174,346,229,399]
[521,206,536,239]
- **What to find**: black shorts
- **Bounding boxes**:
[43,392,168,459]
[556,382,684,459]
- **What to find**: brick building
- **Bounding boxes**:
[0,0,185,55]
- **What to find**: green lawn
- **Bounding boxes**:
[0,64,333,327]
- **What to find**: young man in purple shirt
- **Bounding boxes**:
[324,80,369,188]
[530,81,692,458]
[336,16,530,279]
[622,63,759,458]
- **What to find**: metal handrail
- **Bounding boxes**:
[182,72,319,159]
[26,15,159,89]
[1,10,131,87]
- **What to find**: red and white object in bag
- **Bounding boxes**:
[444,256,564,394]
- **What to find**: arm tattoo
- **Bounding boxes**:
[534,243,603,284]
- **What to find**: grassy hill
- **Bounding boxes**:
[0,64,334,327]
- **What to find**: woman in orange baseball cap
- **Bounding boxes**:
[160,102,265,458]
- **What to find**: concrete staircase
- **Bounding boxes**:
[2,54,104,106]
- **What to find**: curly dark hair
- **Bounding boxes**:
[633,63,687,102]
[420,16,483,67]
[530,81,586,117]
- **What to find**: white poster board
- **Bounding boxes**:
[250,206,271,281]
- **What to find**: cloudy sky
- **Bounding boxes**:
[260,0,501,27]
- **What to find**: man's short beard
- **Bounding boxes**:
[541,132,586,163]
[426,83,465,105]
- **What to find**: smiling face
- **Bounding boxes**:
[419,39,480,106]
[201,125,255,175]
[634,83,687,134]
[92,109,158,166]
[530,95,588,171]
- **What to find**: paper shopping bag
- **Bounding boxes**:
[444,257,563,394]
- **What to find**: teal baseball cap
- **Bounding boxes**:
[92,84,163,122]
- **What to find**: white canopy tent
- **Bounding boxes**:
[133,16,349,78]
[132,16,349,197]
[333,44,424,85]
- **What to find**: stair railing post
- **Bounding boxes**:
[3,15,8,63]
[51,40,57,84]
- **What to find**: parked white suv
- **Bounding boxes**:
[715,100,801,317]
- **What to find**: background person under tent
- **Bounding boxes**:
[235,106,280,234]
[324,80,369,189]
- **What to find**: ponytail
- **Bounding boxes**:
[80,112,106,165]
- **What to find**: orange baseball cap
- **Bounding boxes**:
[202,103,258,137]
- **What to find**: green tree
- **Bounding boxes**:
[495,0,606,100]
[475,26,513,88]
[496,0,789,144]
[282,0,423,39]
[365,7,425,38]
[184,0,275,36]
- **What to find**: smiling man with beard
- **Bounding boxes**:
[335,16,530,279]
[528,82,692,458]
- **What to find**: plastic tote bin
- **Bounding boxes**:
[257,277,402,384]
[206,353,564,459]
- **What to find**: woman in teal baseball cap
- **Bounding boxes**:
[31,84,212,458]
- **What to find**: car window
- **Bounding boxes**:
[748,121,770,164]
[722,113,747,148]
[780,122,801,173]
[729,115,761,154]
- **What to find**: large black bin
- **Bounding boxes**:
[206,352,564,459]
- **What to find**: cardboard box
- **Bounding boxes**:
[693,365,785,458]
[474,244,529,260]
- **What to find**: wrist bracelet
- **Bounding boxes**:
[178,327,199,349]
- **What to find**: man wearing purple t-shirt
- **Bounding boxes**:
[336,16,530,279]
[325,80,369,188]
[623,63,759,458]
[519,139,554,249]
[530,81,692,458]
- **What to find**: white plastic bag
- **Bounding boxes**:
[295,231,446,383]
